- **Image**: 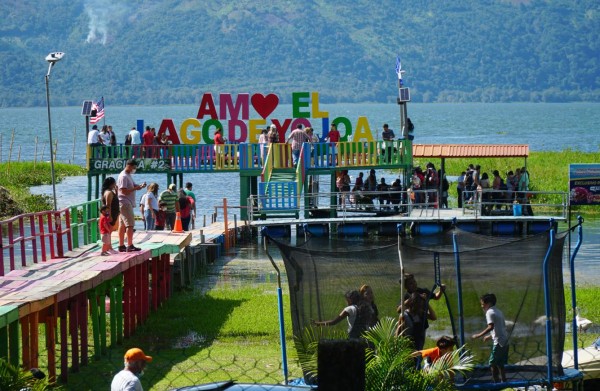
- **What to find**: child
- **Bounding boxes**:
[99,205,114,255]
[417,335,456,366]
[155,202,167,231]
[472,293,508,383]
[312,290,373,340]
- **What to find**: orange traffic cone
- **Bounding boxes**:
[173,212,184,233]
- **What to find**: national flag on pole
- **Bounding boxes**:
[395,56,404,86]
[90,97,105,124]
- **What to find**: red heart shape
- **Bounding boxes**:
[251,93,279,119]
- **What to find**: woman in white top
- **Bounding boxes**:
[143,183,159,230]
[258,127,268,164]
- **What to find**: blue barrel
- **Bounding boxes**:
[457,223,480,233]
[337,224,367,236]
[262,225,291,238]
[413,223,442,236]
[300,224,329,237]
[492,222,520,235]
[528,221,550,234]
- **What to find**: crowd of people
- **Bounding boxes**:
[336,168,404,210]
[87,124,171,158]
[99,159,199,255]
[312,273,508,383]
[455,164,532,215]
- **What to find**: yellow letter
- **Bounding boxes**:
[311,91,328,118]
[353,116,374,142]
[180,118,202,144]
[248,119,266,143]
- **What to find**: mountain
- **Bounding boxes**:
[1,0,599,107]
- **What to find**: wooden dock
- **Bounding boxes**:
[0,207,244,384]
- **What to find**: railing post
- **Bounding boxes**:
[223,198,229,253]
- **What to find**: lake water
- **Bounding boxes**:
[1,102,598,284]
[1,103,599,166]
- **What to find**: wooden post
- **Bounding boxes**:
[233,214,237,247]
[223,198,229,253]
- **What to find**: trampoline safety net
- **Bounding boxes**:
[267,226,568,386]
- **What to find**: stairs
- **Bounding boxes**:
[257,169,298,218]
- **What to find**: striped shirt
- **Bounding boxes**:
[287,129,310,150]
[158,190,178,213]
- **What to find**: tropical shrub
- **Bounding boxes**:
[294,317,474,390]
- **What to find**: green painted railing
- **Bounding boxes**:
[69,199,102,248]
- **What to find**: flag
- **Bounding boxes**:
[90,97,105,124]
[395,56,402,77]
[395,56,404,86]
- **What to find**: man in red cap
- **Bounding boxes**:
[111,347,153,391]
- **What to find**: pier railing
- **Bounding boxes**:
[248,189,569,221]
[0,199,102,276]
[461,189,569,218]
[88,140,412,173]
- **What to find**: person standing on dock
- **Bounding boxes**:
[184,182,197,229]
[325,123,340,165]
[381,123,395,163]
[286,124,310,166]
[457,171,466,208]
[159,184,180,230]
[117,159,146,252]
[111,347,152,391]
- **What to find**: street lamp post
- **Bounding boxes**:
[45,52,65,210]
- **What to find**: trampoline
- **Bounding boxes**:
[264,217,585,390]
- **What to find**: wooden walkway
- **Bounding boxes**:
[0,218,242,384]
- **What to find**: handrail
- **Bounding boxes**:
[261,144,274,182]
[0,208,75,276]
[461,189,568,219]
[89,140,414,174]
[69,199,102,248]
[248,189,569,221]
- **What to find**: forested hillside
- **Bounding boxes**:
[1,0,598,107]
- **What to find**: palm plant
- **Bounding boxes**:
[293,317,474,391]
[0,359,59,391]
[365,317,474,391]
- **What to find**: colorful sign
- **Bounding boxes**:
[569,163,600,205]
[90,158,171,172]
[148,92,378,145]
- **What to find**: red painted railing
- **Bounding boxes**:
[0,209,73,276]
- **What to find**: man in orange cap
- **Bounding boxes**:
[111,347,153,391]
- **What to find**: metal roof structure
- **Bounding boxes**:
[413,144,529,158]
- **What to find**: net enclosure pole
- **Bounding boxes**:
[397,224,404,316]
[569,216,584,369]
[543,221,556,386]
[452,231,465,347]
[262,230,289,384]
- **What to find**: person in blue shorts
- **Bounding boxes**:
[472,293,508,383]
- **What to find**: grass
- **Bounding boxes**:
[413,149,600,215]
[63,285,304,390]
[57,256,599,390]
[0,161,86,216]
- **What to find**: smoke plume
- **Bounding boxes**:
[84,0,130,45]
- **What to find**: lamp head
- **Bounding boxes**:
[45,52,65,64]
